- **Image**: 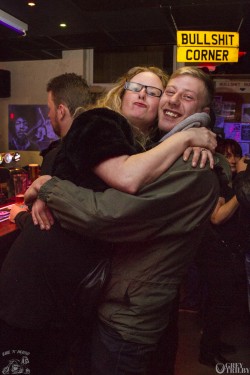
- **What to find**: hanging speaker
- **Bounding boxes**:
[0,70,10,98]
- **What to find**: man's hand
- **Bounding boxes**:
[183,146,214,169]
[31,199,55,230]
[9,204,28,223]
[24,175,52,205]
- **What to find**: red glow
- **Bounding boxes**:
[198,51,247,72]
[198,63,216,72]
[9,112,15,120]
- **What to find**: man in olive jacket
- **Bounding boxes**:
[36,156,218,367]
[36,151,219,373]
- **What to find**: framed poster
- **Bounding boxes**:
[8,105,59,151]
[239,142,249,156]
[221,101,237,121]
[223,122,241,142]
[241,124,250,141]
[241,104,250,123]
[213,95,223,115]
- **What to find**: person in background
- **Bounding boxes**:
[27,66,219,375]
[198,138,248,367]
[9,72,91,225]
[234,155,250,314]
[216,138,243,178]
[40,72,91,174]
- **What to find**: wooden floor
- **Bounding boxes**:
[55,304,250,375]
[175,310,250,375]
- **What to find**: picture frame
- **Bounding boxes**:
[8,105,59,151]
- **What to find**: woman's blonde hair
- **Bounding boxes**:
[96,66,168,112]
[96,66,169,146]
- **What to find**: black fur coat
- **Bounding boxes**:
[53,107,137,189]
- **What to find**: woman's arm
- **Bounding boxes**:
[24,127,215,204]
[210,195,239,225]
[94,127,216,194]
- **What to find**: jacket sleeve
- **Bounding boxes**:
[14,211,32,230]
[233,163,250,209]
[39,157,219,242]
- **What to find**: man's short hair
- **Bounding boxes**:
[47,73,90,116]
[170,66,215,107]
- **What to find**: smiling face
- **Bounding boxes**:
[158,75,210,132]
[121,71,164,134]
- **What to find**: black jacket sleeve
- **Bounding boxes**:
[233,163,250,209]
[53,108,137,183]
[14,211,31,230]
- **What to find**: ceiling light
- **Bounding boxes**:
[28,2,36,6]
[60,23,67,28]
[0,9,28,35]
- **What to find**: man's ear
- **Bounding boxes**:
[57,104,67,120]
[203,106,210,114]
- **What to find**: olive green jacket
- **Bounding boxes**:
[39,156,219,343]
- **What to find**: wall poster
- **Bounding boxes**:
[8,105,59,151]
[241,104,250,123]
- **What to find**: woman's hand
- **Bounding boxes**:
[183,146,214,169]
[31,199,54,230]
[24,175,52,205]
[186,127,217,152]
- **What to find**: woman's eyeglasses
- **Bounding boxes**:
[124,81,163,98]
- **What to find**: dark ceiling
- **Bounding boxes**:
[0,0,249,62]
